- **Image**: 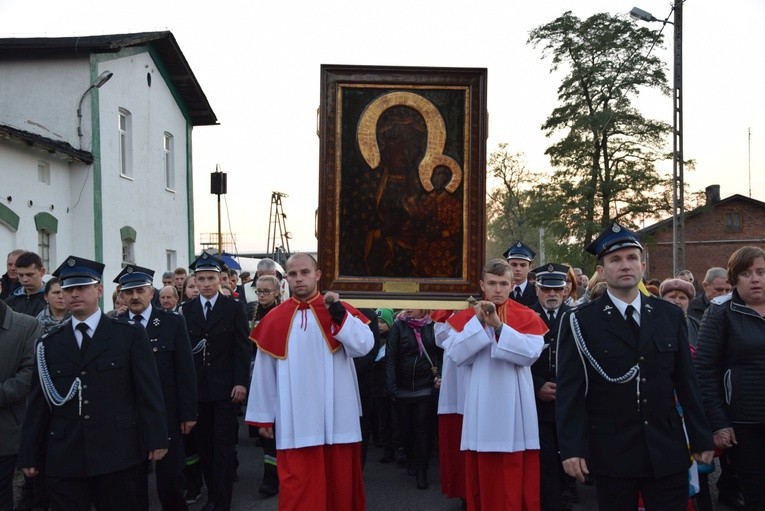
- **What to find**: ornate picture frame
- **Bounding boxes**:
[317,65,487,307]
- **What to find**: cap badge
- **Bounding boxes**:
[516,242,522,247]
[126,267,133,274]
[612,224,621,233]
[67,258,76,266]
[547,264,554,272]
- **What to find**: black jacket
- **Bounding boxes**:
[694,290,765,430]
[688,293,711,323]
[0,273,20,301]
[18,314,168,477]
[119,307,197,430]
[510,283,538,307]
[5,288,46,317]
[556,292,713,478]
[385,319,441,397]
[530,302,571,422]
[181,295,250,402]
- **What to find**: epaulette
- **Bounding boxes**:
[711,293,732,305]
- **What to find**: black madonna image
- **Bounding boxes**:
[318,65,487,301]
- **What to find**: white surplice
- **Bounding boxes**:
[446,315,544,452]
[246,310,374,450]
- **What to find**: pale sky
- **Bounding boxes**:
[3,0,763,253]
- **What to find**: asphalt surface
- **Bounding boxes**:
[146,420,737,511]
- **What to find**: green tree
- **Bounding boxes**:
[528,11,675,254]
[486,144,542,259]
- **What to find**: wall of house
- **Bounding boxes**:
[0,58,91,148]
[96,49,190,298]
[644,199,765,286]
[0,137,95,271]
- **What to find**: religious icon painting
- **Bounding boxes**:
[317,65,487,307]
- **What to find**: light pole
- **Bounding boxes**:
[630,2,684,274]
[77,70,113,150]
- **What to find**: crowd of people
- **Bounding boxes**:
[1,223,764,511]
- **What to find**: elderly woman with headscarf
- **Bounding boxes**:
[659,278,700,348]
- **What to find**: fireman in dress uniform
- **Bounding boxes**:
[18,256,168,511]
[530,263,572,511]
[503,241,538,307]
[114,264,197,511]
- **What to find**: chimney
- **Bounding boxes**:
[705,184,721,206]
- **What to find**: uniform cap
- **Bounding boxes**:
[586,223,643,259]
[502,241,536,262]
[531,263,570,288]
[113,264,155,290]
[52,255,104,289]
[190,253,224,273]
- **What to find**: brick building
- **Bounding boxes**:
[638,185,765,283]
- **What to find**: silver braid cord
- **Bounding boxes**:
[36,342,81,409]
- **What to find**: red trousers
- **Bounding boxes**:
[438,414,466,499]
[277,443,365,511]
[464,449,540,511]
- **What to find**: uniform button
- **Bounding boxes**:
[50,432,55,436]
[207,363,211,366]
[153,347,158,352]
[83,400,89,405]
[641,378,647,383]
[642,399,647,404]
[84,415,91,420]
[110,362,116,367]
[667,343,672,348]
[643,420,648,425]
[82,385,88,390]
[80,371,87,376]
[639,356,645,361]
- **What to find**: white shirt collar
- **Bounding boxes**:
[71,309,102,336]
[201,293,219,310]
[131,304,152,325]
[607,290,642,324]
[514,281,527,293]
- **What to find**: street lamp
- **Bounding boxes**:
[77,70,113,150]
[630,3,685,275]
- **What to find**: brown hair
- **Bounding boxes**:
[482,259,511,279]
[727,246,765,286]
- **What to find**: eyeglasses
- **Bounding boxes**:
[255,289,276,295]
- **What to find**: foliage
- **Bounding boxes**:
[526,10,677,263]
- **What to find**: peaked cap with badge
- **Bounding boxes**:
[52,255,105,289]
[190,252,224,273]
[502,241,536,262]
[532,263,570,288]
[586,222,643,259]
[113,264,155,290]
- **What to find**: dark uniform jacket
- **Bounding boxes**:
[181,295,250,402]
[119,306,197,430]
[18,314,168,477]
[556,292,713,479]
[510,282,538,307]
[531,302,571,423]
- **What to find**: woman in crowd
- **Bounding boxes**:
[695,246,765,509]
[563,266,579,306]
[246,274,282,497]
[660,278,701,347]
[182,274,199,302]
[35,277,70,333]
[385,309,442,490]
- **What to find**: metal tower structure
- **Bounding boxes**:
[267,191,291,266]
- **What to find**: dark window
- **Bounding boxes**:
[725,211,741,232]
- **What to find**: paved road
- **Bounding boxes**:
[149,420,736,510]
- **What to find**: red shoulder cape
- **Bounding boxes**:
[250,293,369,359]
[446,299,548,336]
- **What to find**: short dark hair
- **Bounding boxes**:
[727,246,765,286]
[15,251,43,269]
[173,267,188,276]
[482,258,510,279]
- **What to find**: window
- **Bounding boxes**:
[166,250,177,271]
[118,108,133,178]
[163,132,175,190]
[122,239,135,266]
[120,226,137,266]
[38,160,50,185]
[725,211,741,232]
[38,231,51,269]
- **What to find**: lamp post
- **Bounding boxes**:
[630,2,684,274]
[77,70,113,150]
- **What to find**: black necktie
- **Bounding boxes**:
[76,323,92,354]
[625,305,640,339]
[514,286,522,300]
[204,301,212,320]
[547,310,556,323]
[134,314,144,327]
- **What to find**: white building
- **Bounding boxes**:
[0,32,217,299]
